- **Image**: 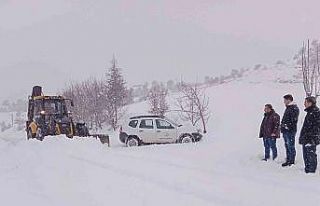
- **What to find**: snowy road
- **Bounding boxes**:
[1,80,320,206]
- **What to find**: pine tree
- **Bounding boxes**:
[148,83,169,116]
[105,55,128,130]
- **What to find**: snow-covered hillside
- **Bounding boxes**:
[1,67,320,206]
[239,62,302,84]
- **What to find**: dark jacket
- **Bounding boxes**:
[299,105,320,145]
[259,110,280,139]
[281,104,299,133]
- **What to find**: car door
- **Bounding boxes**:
[155,119,177,143]
[138,119,156,143]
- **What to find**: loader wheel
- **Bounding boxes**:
[66,134,73,139]
[36,128,44,141]
[179,134,194,144]
[27,129,34,140]
[126,136,140,147]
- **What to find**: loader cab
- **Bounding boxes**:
[27,86,73,120]
[26,86,75,140]
[37,98,68,117]
[28,97,71,121]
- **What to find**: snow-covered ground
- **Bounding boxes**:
[1,67,320,206]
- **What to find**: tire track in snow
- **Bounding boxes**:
[110,146,320,203]
[211,146,320,197]
[70,155,242,206]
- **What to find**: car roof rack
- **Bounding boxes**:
[130,115,164,119]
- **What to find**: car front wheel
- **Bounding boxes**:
[179,134,194,144]
[126,136,140,147]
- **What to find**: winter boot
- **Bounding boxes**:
[282,161,292,167]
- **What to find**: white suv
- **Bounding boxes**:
[119,115,203,147]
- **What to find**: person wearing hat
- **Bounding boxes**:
[299,96,320,173]
[259,104,281,161]
[281,94,300,167]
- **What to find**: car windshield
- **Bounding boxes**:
[164,118,180,127]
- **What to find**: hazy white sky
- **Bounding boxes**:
[0,0,319,99]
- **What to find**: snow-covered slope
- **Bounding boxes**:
[1,66,320,206]
[238,62,301,84]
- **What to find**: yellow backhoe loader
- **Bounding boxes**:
[26,86,109,146]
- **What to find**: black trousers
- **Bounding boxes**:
[302,144,317,173]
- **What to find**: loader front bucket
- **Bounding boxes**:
[90,134,110,146]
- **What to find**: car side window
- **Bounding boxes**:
[128,120,138,128]
[156,119,174,129]
[139,119,154,129]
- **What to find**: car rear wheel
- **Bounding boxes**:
[126,136,140,147]
[179,134,194,144]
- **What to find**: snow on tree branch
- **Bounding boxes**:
[176,82,210,134]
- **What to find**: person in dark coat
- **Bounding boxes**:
[299,96,320,173]
[259,104,281,161]
[281,94,300,167]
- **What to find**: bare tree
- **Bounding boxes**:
[63,81,90,124]
[300,39,320,97]
[176,82,210,133]
[148,83,169,116]
[63,78,106,130]
[86,78,106,130]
